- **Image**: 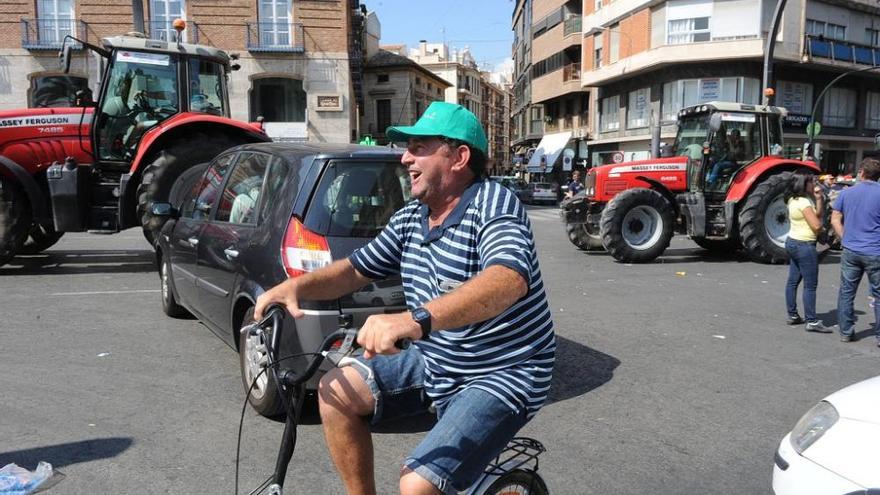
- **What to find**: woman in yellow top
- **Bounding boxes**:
[784,174,828,332]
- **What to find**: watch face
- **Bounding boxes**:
[413,307,430,322]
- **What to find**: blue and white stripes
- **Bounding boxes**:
[350,180,555,418]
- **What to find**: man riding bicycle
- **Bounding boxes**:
[255,101,556,495]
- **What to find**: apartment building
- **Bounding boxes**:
[581,0,880,174]
[357,13,451,143]
[2,0,363,143]
[408,41,513,173]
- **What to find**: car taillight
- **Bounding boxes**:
[282,217,332,278]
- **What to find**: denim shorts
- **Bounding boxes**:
[355,346,530,494]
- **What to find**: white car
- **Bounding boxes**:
[773,374,880,494]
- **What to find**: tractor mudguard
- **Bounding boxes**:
[0,156,49,223]
[127,113,269,175]
[726,158,820,203]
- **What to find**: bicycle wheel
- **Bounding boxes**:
[483,469,549,495]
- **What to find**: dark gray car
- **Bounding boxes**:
[152,143,409,416]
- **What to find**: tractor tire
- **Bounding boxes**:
[19,223,63,255]
[738,172,793,264]
[600,188,675,263]
[692,237,739,254]
[0,176,31,267]
[564,221,603,251]
[136,134,240,244]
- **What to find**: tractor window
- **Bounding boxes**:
[188,59,226,116]
[97,51,179,161]
[674,114,709,160]
[705,113,761,192]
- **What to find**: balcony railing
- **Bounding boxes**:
[246,22,305,52]
[805,34,880,66]
[563,16,582,37]
[147,20,199,44]
[563,63,581,82]
[21,18,86,50]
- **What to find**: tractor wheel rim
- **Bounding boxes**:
[622,205,663,250]
[244,331,269,399]
[764,194,789,248]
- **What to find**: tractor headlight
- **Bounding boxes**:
[790,401,839,454]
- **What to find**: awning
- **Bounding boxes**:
[527,131,572,173]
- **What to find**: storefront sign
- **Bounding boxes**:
[700,78,720,101]
[316,94,343,111]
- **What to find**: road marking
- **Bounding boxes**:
[49,289,160,296]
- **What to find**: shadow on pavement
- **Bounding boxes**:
[0,250,155,276]
[547,336,620,405]
[0,437,134,470]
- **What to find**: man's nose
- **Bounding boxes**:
[401,149,415,164]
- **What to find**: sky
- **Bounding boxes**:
[363,0,515,76]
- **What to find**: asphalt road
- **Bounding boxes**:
[1,207,877,495]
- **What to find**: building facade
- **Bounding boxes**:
[2,0,362,143]
[357,12,451,143]
[580,0,880,174]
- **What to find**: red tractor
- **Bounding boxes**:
[0,23,269,267]
[561,102,820,263]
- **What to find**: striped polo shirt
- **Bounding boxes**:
[349,179,555,418]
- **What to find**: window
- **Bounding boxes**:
[600,95,619,132]
[827,23,846,40]
[150,0,186,42]
[609,24,620,64]
[866,28,880,47]
[866,92,880,129]
[37,0,75,45]
[415,76,421,86]
[183,153,237,220]
[806,19,825,36]
[662,77,759,121]
[415,101,422,121]
[377,74,389,83]
[29,75,88,108]
[188,59,225,116]
[668,17,710,44]
[258,0,291,46]
[777,81,813,115]
[376,99,391,134]
[593,33,603,68]
[594,0,602,10]
[627,88,650,129]
[822,87,857,128]
[216,152,270,224]
[249,77,306,122]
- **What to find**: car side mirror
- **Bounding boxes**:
[150,202,179,219]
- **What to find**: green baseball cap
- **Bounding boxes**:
[386,101,488,155]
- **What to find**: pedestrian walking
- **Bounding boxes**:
[831,158,880,344]
[784,173,829,332]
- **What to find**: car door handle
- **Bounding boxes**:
[187,237,199,247]
[224,248,239,259]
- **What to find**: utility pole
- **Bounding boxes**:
[762,0,788,105]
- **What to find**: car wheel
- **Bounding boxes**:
[159,256,189,318]
[239,307,284,417]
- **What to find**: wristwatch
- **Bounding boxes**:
[411,306,432,340]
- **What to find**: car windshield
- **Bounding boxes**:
[305,160,411,237]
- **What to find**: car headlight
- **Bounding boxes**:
[790,400,839,454]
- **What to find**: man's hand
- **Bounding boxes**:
[254,280,304,320]
[357,312,422,359]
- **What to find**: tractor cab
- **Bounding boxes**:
[674,102,785,199]
[63,31,232,165]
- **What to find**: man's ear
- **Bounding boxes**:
[450,145,471,173]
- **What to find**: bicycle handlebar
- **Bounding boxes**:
[248,305,412,388]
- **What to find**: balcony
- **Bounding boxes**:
[147,20,199,44]
[246,22,305,53]
[563,63,581,82]
[563,16,582,38]
[20,18,86,50]
[804,34,880,66]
